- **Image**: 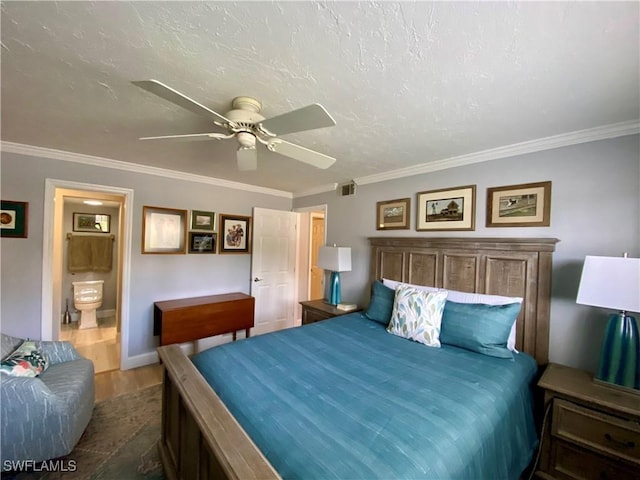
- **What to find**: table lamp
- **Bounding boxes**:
[317,245,351,306]
[576,254,640,390]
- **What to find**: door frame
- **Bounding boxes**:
[293,204,327,307]
[42,179,134,370]
[309,211,326,299]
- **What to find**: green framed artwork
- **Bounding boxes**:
[0,200,28,238]
[190,210,215,231]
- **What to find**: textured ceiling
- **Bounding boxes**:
[1,1,639,195]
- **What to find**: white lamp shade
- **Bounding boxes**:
[576,256,640,312]
[317,246,351,272]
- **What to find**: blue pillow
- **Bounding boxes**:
[365,280,395,325]
[440,301,521,359]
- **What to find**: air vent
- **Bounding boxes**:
[339,181,357,196]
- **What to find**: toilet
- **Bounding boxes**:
[72,280,104,329]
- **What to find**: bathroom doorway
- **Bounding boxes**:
[42,179,134,372]
[58,195,121,373]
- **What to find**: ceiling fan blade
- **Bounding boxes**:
[268,139,335,169]
[259,104,336,136]
[139,132,232,142]
[132,80,231,125]
[237,147,258,171]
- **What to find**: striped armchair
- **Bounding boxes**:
[0,333,95,469]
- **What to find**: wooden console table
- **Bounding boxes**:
[153,292,254,346]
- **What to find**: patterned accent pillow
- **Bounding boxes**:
[0,340,48,377]
[386,285,448,347]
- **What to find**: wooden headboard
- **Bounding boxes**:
[369,237,559,365]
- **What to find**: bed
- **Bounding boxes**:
[157,236,558,480]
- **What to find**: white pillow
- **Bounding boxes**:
[382,278,522,352]
[386,285,448,348]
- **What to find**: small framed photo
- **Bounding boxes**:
[376,198,410,230]
[188,232,217,254]
[142,206,187,254]
[190,210,215,231]
[417,185,476,231]
[486,181,551,227]
[0,200,28,238]
[73,213,111,233]
[218,214,252,254]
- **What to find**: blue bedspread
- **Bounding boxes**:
[192,313,539,480]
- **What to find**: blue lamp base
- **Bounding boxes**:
[327,271,342,306]
[596,313,639,390]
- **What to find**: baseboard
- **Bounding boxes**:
[121,351,159,370]
[121,342,194,370]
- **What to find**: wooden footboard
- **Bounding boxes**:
[157,344,280,480]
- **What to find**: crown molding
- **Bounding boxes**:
[352,120,640,187]
[0,142,293,199]
[292,182,338,199]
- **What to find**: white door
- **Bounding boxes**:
[251,207,298,335]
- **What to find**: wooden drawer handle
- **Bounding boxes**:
[604,433,635,449]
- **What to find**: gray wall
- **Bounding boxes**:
[293,135,640,374]
[0,151,291,358]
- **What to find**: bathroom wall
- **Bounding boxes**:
[62,202,120,321]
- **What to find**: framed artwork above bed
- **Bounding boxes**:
[486,181,551,227]
[376,197,410,230]
[416,185,476,231]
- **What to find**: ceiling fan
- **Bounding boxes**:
[132,80,336,171]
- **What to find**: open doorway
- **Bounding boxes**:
[294,205,327,321]
[58,195,121,373]
[309,212,325,300]
[42,179,134,371]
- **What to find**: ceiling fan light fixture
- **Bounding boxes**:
[236,146,258,171]
[236,131,256,148]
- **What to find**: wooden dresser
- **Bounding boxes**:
[536,363,640,480]
[154,292,254,346]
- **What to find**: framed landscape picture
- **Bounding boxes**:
[218,214,252,254]
[190,210,215,231]
[0,200,28,238]
[188,232,216,254]
[73,213,111,233]
[376,198,410,230]
[142,206,187,254]
[416,185,476,231]
[486,181,551,227]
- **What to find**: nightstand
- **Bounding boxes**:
[535,363,640,480]
[300,299,360,325]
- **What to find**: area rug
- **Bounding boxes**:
[8,384,164,480]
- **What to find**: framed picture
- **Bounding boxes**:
[0,200,28,238]
[218,214,252,254]
[188,232,217,254]
[73,213,111,233]
[190,210,215,231]
[142,206,187,254]
[376,198,410,230]
[486,181,551,227]
[416,185,476,231]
